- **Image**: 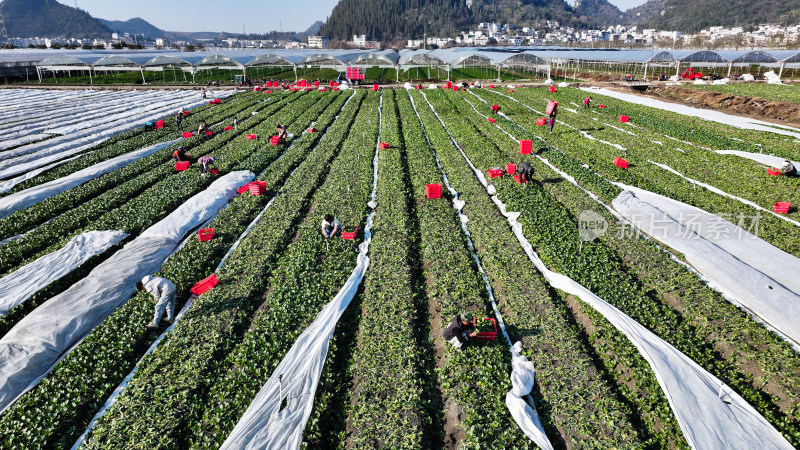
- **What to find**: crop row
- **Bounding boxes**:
[440,88,800,446]
[477,88,800,258]
[0,92,259,197]
[0,92,321,337]
[412,88,649,447]
[78,90,371,448]
[186,91,379,449]
[0,90,354,448]
[0,91,285,245]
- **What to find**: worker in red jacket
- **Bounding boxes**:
[491,104,500,115]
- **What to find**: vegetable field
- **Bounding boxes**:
[0,85,798,449]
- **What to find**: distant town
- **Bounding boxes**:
[10,22,800,52]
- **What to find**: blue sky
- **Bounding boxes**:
[59,0,648,33]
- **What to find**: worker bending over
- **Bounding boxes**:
[137,275,176,329]
[491,104,500,115]
[276,124,289,143]
[583,96,592,109]
[516,161,535,183]
[443,312,478,351]
[547,101,558,134]
[321,214,341,238]
[175,113,183,131]
[197,155,216,174]
[782,160,797,177]
[172,146,192,162]
[198,122,208,135]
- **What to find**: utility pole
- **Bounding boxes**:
[0,8,10,49]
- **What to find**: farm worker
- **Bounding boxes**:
[175,113,183,131]
[321,214,341,238]
[137,276,176,329]
[491,104,500,115]
[516,161,535,183]
[583,96,592,109]
[197,155,216,174]
[172,146,192,162]
[201,87,207,99]
[547,101,558,134]
[443,312,478,351]
[276,124,288,142]
[233,117,239,130]
[144,121,154,132]
[198,121,208,135]
[781,160,797,177]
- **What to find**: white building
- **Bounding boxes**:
[308,35,329,48]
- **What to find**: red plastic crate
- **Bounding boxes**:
[767,168,782,176]
[209,101,215,105]
[264,90,271,94]
[237,182,253,194]
[598,104,606,108]
[425,184,442,199]
[378,142,390,149]
[416,84,422,90]
[488,117,496,123]
[198,228,214,241]
[209,168,218,175]
[270,135,280,145]
[155,120,165,129]
[774,202,791,213]
[488,168,504,178]
[224,126,233,131]
[489,84,494,88]
[536,118,546,126]
[514,174,526,184]
[453,86,459,92]
[509,89,514,93]
[250,181,266,196]
[190,274,218,296]
[619,115,630,122]
[506,163,517,174]
[341,226,359,240]
[308,128,318,133]
[253,87,261,92]
[205,131,213,136]
[474,317,497,341]
[613,157,628,169]
[246,134,257,140]
[445,81,452,89]
[175,161,190,171]
[183,110,191,116]
[548,86,556,93]
[519,140,532,153]
[182,132,193,138]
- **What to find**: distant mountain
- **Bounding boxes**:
[98,17,166,39]
[573,0,623,26]
[305,21,324,35]
[320,0,622,42]
[647,0,800,32]
[621,0,665,26]
[0,0,111,38]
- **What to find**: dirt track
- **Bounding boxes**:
[643,85,800,125]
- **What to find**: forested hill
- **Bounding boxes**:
[647,0,800,32]
[0,0,111,38]
[319,0,621,42]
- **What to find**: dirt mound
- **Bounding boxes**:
[645,85,800,124]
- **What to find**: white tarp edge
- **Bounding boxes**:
[715,150,799,169]
[0,230,129,316]
[427,90,793,449]
[0,155,82,194]
[0,139,181,216]
[221,94,383,449]
[612,188,800,349]
[580,87,800,138]
[0,170,254,413]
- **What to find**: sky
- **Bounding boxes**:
[58,0,649,34]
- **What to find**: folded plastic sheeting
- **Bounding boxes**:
[613,188,800,349]
[0,139,181,213]
[0,230,129,316]
[505,342,553,449]
[0,171,254,413]
[715,150,799,170]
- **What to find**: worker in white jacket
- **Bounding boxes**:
[137,275,177,329]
